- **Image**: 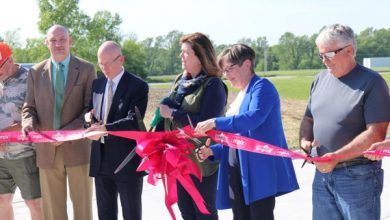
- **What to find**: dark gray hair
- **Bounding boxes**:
[315,24,357,55]
[218,44,256,72]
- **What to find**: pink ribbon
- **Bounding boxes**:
[183,127,390,161]
[1,128,389,160]
[1,127,390,220]
[0,129,209,220]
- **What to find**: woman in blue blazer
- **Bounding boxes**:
[195,44,299,220]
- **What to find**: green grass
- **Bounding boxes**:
[147,75,177,83]
[149,83,171,89]
[149,69,390,101]
[256,67,390,77]
[373,67,390,73]
[257,69,320,77]
[381,74,390,85]
[269,70,390,101]
[269,76,313,100]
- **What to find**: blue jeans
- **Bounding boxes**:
[312,162,383,220]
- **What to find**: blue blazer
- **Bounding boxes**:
[89,71,149,180]
[211,75,299,209]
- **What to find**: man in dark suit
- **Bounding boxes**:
[86,41,148,220]
[22,24,96,220]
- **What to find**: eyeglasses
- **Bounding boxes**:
[99,55,121,68]
[222,64,238,75]
[318,45,349,60]
[0,57,10,69]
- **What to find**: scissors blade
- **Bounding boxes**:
[114,106,145,174]
[300,146,312,168]
[135,106,147,132]
[114,148,137,174]
[186,114,194,129]
[177,127,203,146]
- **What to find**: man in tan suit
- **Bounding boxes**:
[22,24,96,220]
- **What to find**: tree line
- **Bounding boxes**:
[1,0,390,79]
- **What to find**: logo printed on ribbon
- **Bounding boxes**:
[0,135,10,141]
[16,135,27,141]
[232,138,246,146]
[256,144,273,154]
[52,132,65,141]
[215,132,228,143]
[31,134,43,139]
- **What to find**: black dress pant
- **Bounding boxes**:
[95,175,143,220]
[177,171,219,220]
[229,165,275,220]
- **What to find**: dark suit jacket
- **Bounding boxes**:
[22,56,97,168]
[89,71,148,180]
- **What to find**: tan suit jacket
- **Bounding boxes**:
[22,55,97,169]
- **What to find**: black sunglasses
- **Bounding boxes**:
[318,45,349,60]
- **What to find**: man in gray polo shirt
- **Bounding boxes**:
[299,24,390,220]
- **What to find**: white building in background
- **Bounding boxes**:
[363,57,390,68]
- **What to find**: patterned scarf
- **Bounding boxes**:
[164,72,207,109]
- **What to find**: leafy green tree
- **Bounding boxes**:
[265,46,279,71]
[77,11,122,65]
[140,31,183,76]
[141,37,169,76]
[3,29,23,48]
[237,37,269,71]
[38,0,90,38]
[122,39,147,79]
[164,30,183,75]
[215,44,229,56]
[13,38,49,63]
[37,0,122,69]
[302,34,322,69]
[1,28,47,63]
[356,28,390,63]
[275,32,311,70]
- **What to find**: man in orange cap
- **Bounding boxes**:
[0,42,43,220]
[0,43,12,68]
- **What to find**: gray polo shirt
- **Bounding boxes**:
[305,64,390,156]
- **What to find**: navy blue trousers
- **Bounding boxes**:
[95,175,143,220]
[229,165,275,220]
[177,171,218,220]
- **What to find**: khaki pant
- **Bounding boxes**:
[39,148,92,220]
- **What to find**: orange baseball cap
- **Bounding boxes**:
[0,42,12,66]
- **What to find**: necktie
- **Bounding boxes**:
[53,63,65,129]
[103,80,114,124]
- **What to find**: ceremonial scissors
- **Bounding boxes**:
[300,145,312,168]
[114,106,146,174]
[184,114,209,160]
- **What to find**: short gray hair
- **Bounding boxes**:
[218,44,256,72]
[46,24,70,37]
[315,24,357,55]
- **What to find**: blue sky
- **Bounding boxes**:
[1,0,389,46]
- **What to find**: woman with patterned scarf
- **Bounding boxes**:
[158,32,227,220]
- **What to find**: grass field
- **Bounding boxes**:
[147,67,390,83]
[147,69,390,149]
